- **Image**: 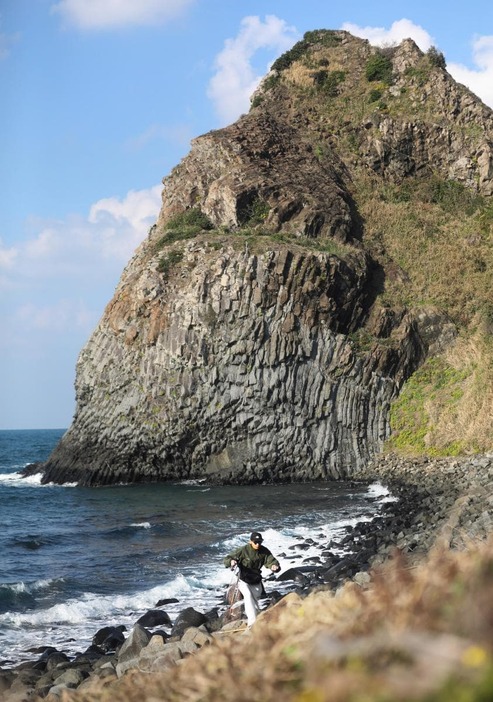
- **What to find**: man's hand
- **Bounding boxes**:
[271,564,280,572]
[230,559,237,569]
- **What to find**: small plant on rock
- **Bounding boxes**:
[157,249,184,278]
[426,46,447,69]
[366,51,393,84]
[155,208,213,250]
[312,69,346,97]
[368,87,383,103]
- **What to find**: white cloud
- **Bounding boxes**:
[1,185,161,331]
[0,240,18,269]
[13,184,161,279]
[0,240,19,292]
[89,184,162,258]
[341,18,434,52]
[448,35,493,108]
[208,14,299,125]
[51,0,195,30]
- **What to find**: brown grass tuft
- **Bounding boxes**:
[62,536,493,702]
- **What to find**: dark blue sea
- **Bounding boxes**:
[0,429,395,664]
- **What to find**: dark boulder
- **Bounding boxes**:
[72,647,106,665]
[45,651,70,671]
[155,597,179,607]
[92,625,126,652]
[36,646,58,660]
[170,607,207,638]
[204,607,219,623]
[20,462,44,478]
[276,568,310,586]
[136,608,172,628]
[27,645,57,655]
[320,558,361,584]
[92,624,126,647]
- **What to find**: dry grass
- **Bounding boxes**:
[354,176,493,326]
[285,62,317,90]
[352,173,493,454]
[62,535,493,702]
[386,332,493,456]
[429,328,493,450]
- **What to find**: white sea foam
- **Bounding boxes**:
[0,472,78,488]
[1,578,62,594]
[0,476,397,663]
[1,515,383,663]
[0,570,229,661]
[0,472,43,487]
[367,481,398,502]
[33,578,62,591]
[219,519,372,575]
[3,582,29,594]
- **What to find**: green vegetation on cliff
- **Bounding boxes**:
[354,173,493,454]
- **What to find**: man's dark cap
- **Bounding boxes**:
[250,531,263,544]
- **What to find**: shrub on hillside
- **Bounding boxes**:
[312,69,346,96]
[271,30,342,73]
[157,249,184,277]
[426,46,447,69]
[155,208,213,249]
[366,51,393,84]
[271,39,310,72]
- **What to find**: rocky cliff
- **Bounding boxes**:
[41,30,493,486]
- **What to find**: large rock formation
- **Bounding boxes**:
[41,31,492,485]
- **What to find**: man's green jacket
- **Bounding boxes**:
[224,543,280,584]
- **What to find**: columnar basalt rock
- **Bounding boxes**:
[40,31,492,486]
[41,242,427,486]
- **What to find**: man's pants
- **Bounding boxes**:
[237,579,263,627]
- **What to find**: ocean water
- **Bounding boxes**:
[0,429,394,664]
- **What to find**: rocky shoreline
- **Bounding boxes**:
[1,452,492,701]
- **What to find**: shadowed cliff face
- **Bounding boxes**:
[42,31,492,486]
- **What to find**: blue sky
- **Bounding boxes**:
[1,0,492,430]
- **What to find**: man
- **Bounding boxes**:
[224,531,281,627]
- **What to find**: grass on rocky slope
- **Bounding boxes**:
[351,173,493,456]
[354,174,493,327]
[62,535,493,702]
[387,330,493,456]
[152,206,358,270]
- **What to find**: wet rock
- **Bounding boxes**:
[170,607,208,638]
[45,651,70,671]
[277,568,310,586]
[136,608,172,628]
[92,625,126,649]
[155,597,179,607]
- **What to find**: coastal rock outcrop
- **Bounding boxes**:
[40,30,492,486]
[41,241,427,485]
